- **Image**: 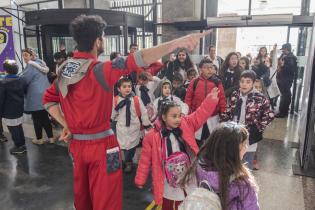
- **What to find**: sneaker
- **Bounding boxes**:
[124,163,133,174]
[49,137,56,144]
[10,145,27,154]
[32,138,45,145]
[0,134,8,142]
[253,159,259,170]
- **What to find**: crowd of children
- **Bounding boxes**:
[1,15,290,209]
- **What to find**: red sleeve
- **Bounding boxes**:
[135,131,154,187]
[218,83,227,113]
[42,81,60,108]
[184,95,219,132]
[145,61,163,76]
[184,79,195,113]
[105,53,143,87]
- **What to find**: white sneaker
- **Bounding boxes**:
[49,138,56,144]
[32,138,45,145]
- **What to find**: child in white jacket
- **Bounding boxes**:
[111,77,152,173]
[153,79,189,118]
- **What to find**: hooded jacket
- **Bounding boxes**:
[135,93,219,204]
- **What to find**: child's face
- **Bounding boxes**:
[118,82,132,97]
[162,84,171,97]
[162,106,182,129]
[239,77,254,94]
[172,80,182,90]
[138,79,148,86]
[264,58,271,68]
[187,74,197,81]
[229,55,238,68]
[22,52,32,63]
[254,80,263,93]
[200,63,215,79]
[239,59,247,70]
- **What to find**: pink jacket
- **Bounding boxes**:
[135,95,219,204]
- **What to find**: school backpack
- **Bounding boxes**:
[114,95,141,118]
[179,180,222,210]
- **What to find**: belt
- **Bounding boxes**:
[72,129,114,140]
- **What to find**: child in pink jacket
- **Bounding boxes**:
[135,88,219,210]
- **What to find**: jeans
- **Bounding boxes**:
[243,152,255,170]
[123,146,137,163]
[7,124,25,147]
[31,110,53,139]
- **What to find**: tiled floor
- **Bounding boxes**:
[0,114,315,210]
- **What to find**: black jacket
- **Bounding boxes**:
[277,52,297,83]
[0,76,25,119]
[219,67,242,98]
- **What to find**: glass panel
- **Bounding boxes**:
[311,0,315,14]
[218,0,302,16]
[52,37,76,55]
[39,1,58,9]
[218,0,250,16]
[251,0,301,15]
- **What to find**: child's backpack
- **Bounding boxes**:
[114,95,141,118]
[179,180,222,210]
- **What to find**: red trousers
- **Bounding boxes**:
[69,135,122,210]
[162,197,182,210]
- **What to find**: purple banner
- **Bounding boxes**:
[0,16,15,72]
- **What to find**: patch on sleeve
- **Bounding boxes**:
[61,61,81,78]
[112,57,126,70]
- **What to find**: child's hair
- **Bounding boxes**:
[254,79,268,95]
[180,122,257,210]
[212,64,218,73]
[22,48,33,56]
[110,52,120,61]
[240,70,256,82]
[172,72,184,83]
[240,56,250,70]
[187,68,197,77]
[3,59,19,74]
[158,100,180,126]
[138,71,149,81]
[198,58,212,68]
[117,76,132,88]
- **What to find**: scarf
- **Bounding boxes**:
[115,95,132,127]
[139,85,151,106]
[161,127,186,155]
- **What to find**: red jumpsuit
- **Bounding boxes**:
[43,51,141,210]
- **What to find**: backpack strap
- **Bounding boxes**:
[114,95,119,107]
[93,62,111,92]
[133,96,141,118]
[192,78,200,93]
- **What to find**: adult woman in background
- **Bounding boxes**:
[20,48,54,144]
[219,52,242,98]
[164,48,197,82]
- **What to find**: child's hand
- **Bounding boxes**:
[208,87,219,100]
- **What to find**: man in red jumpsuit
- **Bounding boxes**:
[43,14,209,210]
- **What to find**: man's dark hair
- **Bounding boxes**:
[117,77,132,87]
[54,51,67,60]
[69,15,107,52]
[172,72,184,83]
[199,58,213,68]
[208,45,215,51]
[3,59,19,74]
[129,43,138,50]
[240,70,256,82]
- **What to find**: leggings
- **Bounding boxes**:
[31,110,53,139]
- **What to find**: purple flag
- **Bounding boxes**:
[0,16,15,72]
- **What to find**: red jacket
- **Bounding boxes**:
[43,51,140,134]
[135,95,219,204]
[145,61,164,76]
[185,76,226,116]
